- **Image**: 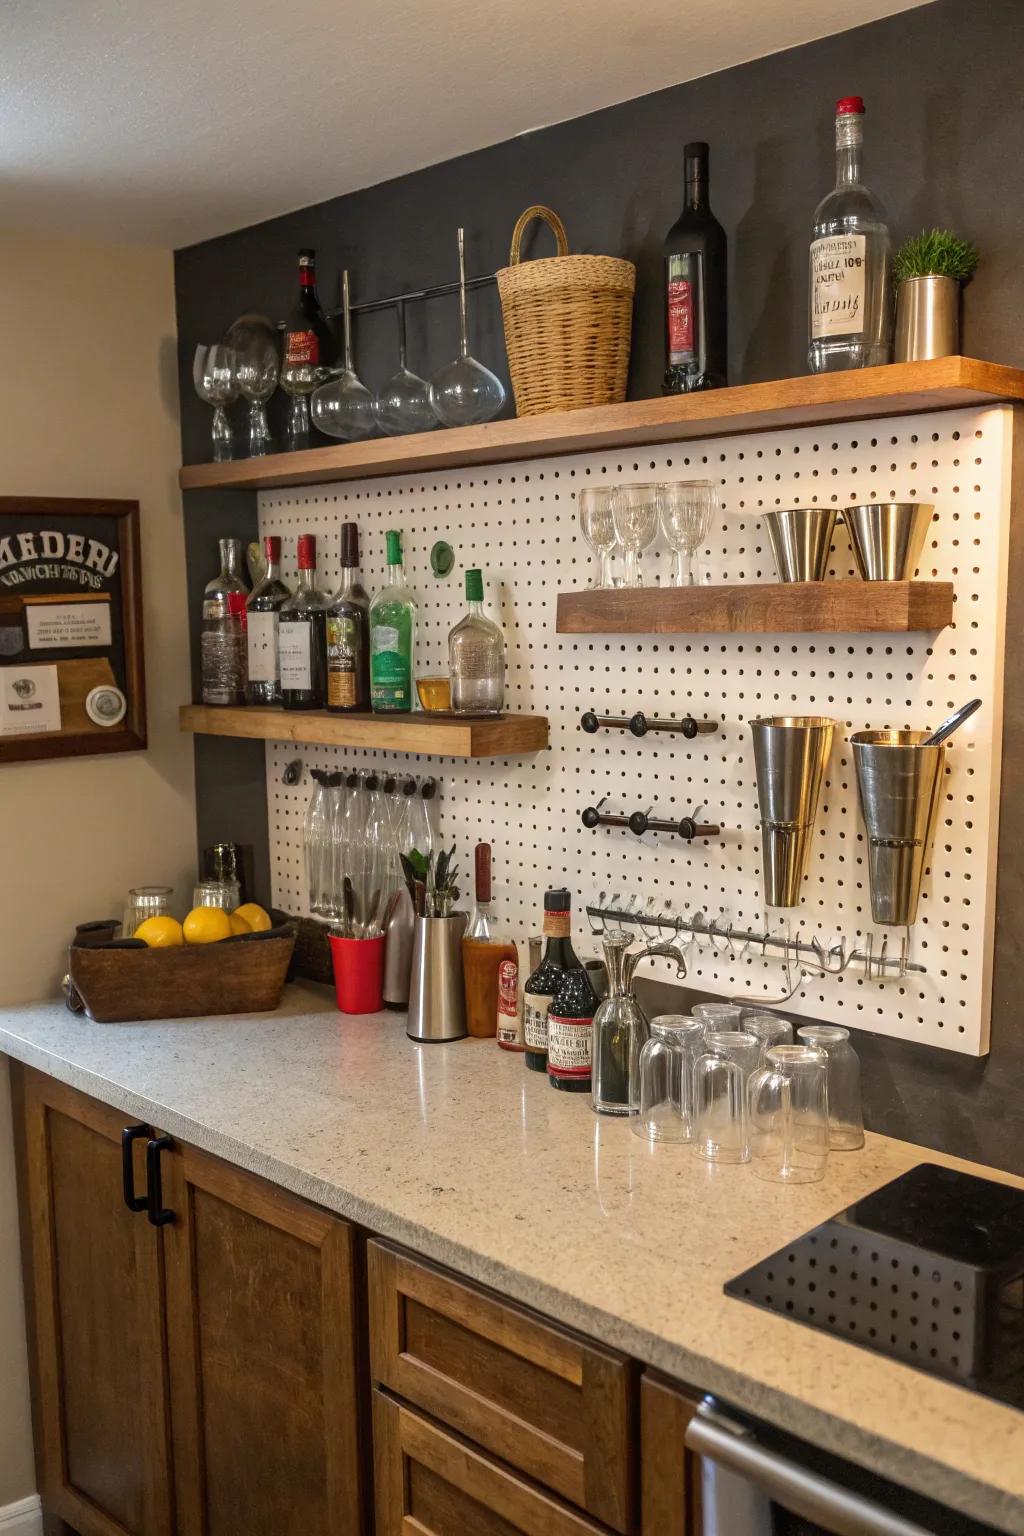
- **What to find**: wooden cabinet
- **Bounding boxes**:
[12,1066,366,1536]
[367,1240,637,1533]
[640,1373,703,1536]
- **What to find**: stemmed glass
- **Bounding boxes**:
[193,343,239,461]
[375,300,436,436]
[311,271,376,442]
[659,480,719,585]
[429,228,505,427]
[578,487,619,588]
[224,313,279,457]
[612,484,659,587]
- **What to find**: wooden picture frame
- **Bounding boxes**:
[0,496,146,763]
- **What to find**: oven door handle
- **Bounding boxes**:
[685,1401,933,1536]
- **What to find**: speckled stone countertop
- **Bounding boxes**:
[1,985,1022,1533]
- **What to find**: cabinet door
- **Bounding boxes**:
[640,1372,703,1536]
[161,1139,366,1536]
[11,1065,174,1536]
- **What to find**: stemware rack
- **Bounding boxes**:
[581,802,721,840]
[581,710,718,738]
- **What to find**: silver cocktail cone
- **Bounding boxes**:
[751,716,836,907]
[761,507,839,583]
[851,730,946,926]
[844,502,934,581]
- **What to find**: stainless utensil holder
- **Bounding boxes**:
[760,507,839,583]
[851,730,946,926]
[407,912,468,1042]
[844,502,934,581]
[751,716,835,907]
[894,274,959,363]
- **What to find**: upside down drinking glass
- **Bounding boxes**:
[694,1030,762,1163]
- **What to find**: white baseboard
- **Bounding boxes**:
[0,1495,42,1536]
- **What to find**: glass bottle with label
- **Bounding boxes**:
[808,96,892,373]
[281,248,336,450]
[448,568,505,715]
[326,521,370,713]
[461,843,518,1040]
[547,910,598,1095]
[201,537,249,707]
[278,534,328,710]
[663,141,727,394]
[246,535,291,705]
[523,889,579,1074]
[369,529,416,713]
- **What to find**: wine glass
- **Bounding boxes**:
[429,228,505,427]
[578,487,619,588]
[311,271,376,442]
[224,313,279,456]
[375,301,436,436]
[193,343,239,461]
[659,480,719,585]
[612,484,660,587]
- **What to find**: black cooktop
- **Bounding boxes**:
[725,1163,1024,1410]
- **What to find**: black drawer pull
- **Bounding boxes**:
[121,1124,150,1212]
[145,1136,174,1227]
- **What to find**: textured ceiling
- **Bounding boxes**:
[0,0,931,248]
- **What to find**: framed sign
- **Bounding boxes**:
[0,497,146,763]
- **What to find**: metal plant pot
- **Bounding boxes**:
[894,275,959,363]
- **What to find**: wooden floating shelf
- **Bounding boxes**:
[179,357,1024,493]
[179,704,549,757]
[556,580,955,635]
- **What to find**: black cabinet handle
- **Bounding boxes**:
[121,1124,150,1212]
[145,1136,174,1227]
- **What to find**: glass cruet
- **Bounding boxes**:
[591,933,649,1117]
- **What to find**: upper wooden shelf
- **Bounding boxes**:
[179,357,1024,493]
[556,580,954,635]
[179,704,549,757]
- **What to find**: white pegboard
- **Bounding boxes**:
[260,403,1013,1057]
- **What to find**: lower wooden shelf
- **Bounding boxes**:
[556,580,954,635]
[179,703,549,757]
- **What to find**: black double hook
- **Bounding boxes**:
[581,710,718,740]
[581,799,720,840]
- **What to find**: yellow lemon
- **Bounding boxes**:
[133,916,184,948]
[229,913,252,936]
[183,906,232,945]
[232,902,271,933]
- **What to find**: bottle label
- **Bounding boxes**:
[547,1012,594,1079]
[810,234,867,339]
[278,620,312,689]
[371,626,409,704]
[326,614,360,707]
[666,255,696,361]
[285,329,319,367]
[523,997,552,1051]
[497,957,522,1047]
[247,612,279,683]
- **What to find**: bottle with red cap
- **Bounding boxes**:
[278,534,329,710]
[808,96,892,373]
[246,535,292,706]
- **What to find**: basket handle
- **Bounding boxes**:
[509,205,570,265]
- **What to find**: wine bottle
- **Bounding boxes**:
[278,534,328,710]
[281,249,336,449]
[546,899,598,1094]
[523,889,578,1074]
[246,535,291,706]
[369,530,416,713]
[662,142,727,394]
[325,522,370,713]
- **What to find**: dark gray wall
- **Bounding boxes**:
[175,0,1024,1172]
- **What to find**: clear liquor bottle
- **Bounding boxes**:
[808,96,892,373]
[369,530,416,714]
[279,534,329,710]
[326,521,370,713]
[201,537,249,706]
[448,568,505,715]
[246,535,291,705]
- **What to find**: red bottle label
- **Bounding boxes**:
[285,329,319,367]
[667,277,694,355]
[546,1012,593,1078]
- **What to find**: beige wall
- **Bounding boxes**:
[0,232,194,1506]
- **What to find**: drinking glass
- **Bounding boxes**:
[429,228,505,427]
[693,1001,744,1033]
[193,343,239,461]
[123,886,173,938]
[311,271,376,442]
[192,879,239,911]
[694,1030,762,1163]
[578,487,619,588]
[304,770,331,915]
[658,480,719,586]
[225,313,280,456]
[375,300,436,436]
[743,1013,795,1057]
[611,485,659,587]
[749,1043,830,1184]
[797,1024,865,1149]
[633,1016,703,1142]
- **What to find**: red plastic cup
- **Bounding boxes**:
[329,934,385,1014]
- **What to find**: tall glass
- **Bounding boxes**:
[797,1024,865,1149]
[633,1015,703,1142]
[694,1030,761,1163]
[749,1043,830,1184]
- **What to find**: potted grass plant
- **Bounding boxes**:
[892,228,979,362]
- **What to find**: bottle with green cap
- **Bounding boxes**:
[448,567,505,715]
[369,530,416,712]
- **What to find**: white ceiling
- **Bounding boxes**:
[0,0,931,249]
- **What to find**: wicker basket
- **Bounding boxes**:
[496,206,635,417]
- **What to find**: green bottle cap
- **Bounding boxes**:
[465,568,484,602]
[385,530,403,565]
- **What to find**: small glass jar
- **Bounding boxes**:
[192,878,240,912]
[122,885,173,938]
[633,1016,704,1143]
[797,1024,865,1149]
